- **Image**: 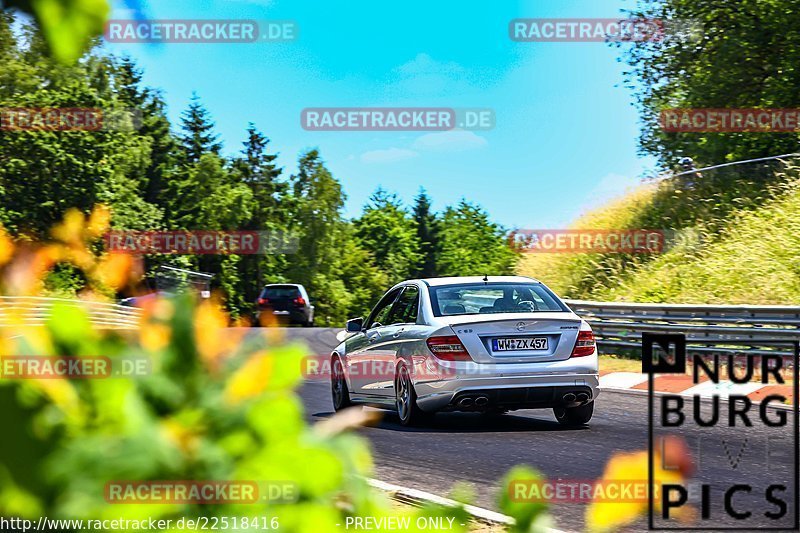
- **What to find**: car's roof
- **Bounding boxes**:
[263,283,303,287]
[418,275,540,287]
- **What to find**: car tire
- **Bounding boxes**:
[331,355,352,411]
[395,363,429,427]
[553,402,594,426]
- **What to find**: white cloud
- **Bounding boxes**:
[411,130,488,153]
[396,53,465,77]
[390,53,470,95]
[357,130,487,166]
[230,0,274,5]
[360,148,419,164]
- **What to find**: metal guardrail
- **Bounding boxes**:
[0,296,142,330]
[3,296,799,358]
[565,299,800,358]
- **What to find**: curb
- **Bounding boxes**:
[367,478,515,527]
[367,478,567,533]
[599,385,795,412]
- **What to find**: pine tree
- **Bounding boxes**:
[235,123,284,218]
[233,123,286,301]
[179,92,222,164]
[116,57,178,209]
[412,188,439,278]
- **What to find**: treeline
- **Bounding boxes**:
[0,13,517,324]
[624,0,800,168]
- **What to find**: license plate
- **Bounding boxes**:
[492,337,549,352]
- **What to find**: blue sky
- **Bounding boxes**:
[105,0,656,229]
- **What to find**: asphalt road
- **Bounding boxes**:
[280,327,798,532]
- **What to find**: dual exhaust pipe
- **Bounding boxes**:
[563,392,590,403]
[458,396,489,408]
[457,391,588,409]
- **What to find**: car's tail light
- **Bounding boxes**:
[294,296,306,306]
[257,298,269,305]
[571,330,596,357]
[426,335,472,361]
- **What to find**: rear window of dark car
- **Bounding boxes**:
[261,285,301,299]
[428,282,567,316]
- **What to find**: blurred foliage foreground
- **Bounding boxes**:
[0,207,558,532]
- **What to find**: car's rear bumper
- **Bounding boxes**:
[412,355,599,412]
[256,308,309,323]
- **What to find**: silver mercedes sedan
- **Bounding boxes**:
[330,276,599,426]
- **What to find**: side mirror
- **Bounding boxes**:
[346,317,363,333]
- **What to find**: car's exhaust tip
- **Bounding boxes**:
[475,396,489,407]
[562,393,577,403]
[576,392,590,402]
[458,397,474,408]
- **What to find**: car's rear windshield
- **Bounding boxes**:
[261,285,301,299]
[428,282,568,316]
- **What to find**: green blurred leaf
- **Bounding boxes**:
[498,465,550,533]
[25,0,109,63]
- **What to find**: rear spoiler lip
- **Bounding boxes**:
[434,312,581,327]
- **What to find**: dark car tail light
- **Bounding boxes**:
[426,335,472,361]
[571,330,596,357]
[294,296,306,306]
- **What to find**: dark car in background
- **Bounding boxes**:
[256,284,315,326]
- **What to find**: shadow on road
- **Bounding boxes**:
[312,409,589,433]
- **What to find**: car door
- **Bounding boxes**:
[367,284,422,397]
[347,287,402,396]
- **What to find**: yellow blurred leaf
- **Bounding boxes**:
[51,209,85,245]
[195,297,242,371]
[87,205,111,238]
[0,227,13,266]
[160,417,200,454]
[225,351,273,404]
[95,253,133,291]
[30,378,83,422]
[586,437,693,532]
[140,322,170,352]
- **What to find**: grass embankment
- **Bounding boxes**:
[519,164,800,304]
[598,354,642,373]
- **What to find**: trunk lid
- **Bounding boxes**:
[441,313,581,363]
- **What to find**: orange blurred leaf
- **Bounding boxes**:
[95,253,133,291]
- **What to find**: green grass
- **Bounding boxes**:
[519,163,800,304]
[598,354,642,373]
